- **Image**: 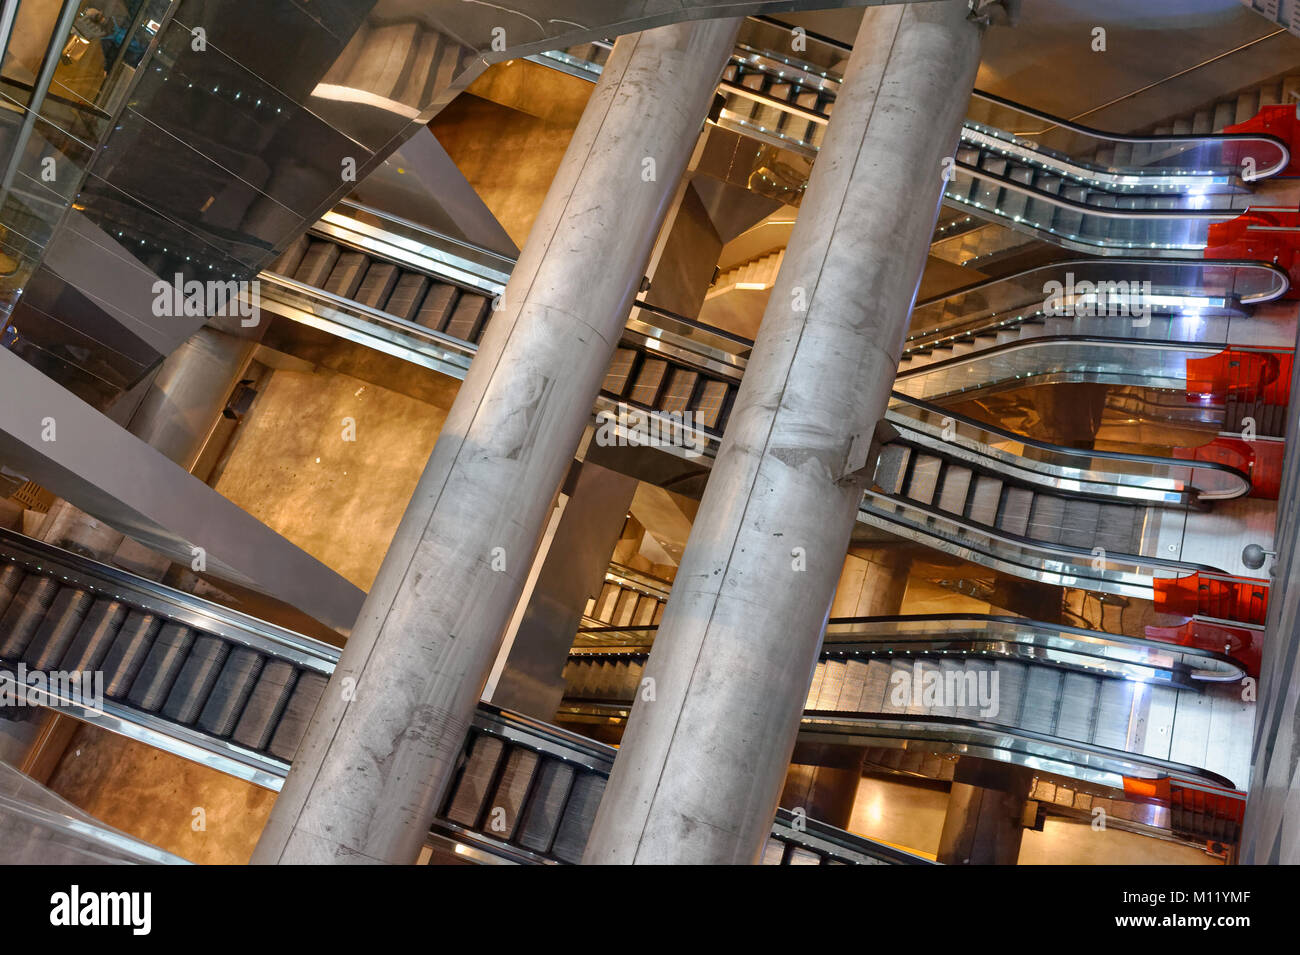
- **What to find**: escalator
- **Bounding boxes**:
[260,206,1271,602]
[0,527,916,865]
[558,614,1253,791]
[544,18,1294,262]
[860,395,1256,602]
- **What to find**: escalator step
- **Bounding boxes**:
[660,368,699,415]
[231,660,297,751]
[881,659,911,714]
[127,623,197,713]
[1060,499,1101,547]
[486,746,540,839]
[839,659,869,711]
[991,660,1026,726]
[601,347,637,397]
[872,444,911,495]
[859,659,892,712]
[631,595,659,627]
[936,464,972,515]
[161,635,230,725]
[1055,672,1101,743]
[967,475,1002,526]
[1019,666,1061,734]
[694,379,729,429]
[905,454,942,506]
[629,358,669,406]
[385,272,429,321]
[0,575,60,659]
[267,671,329,761]
[323,251,369,299]
[805,661,826,709]
[100,611,164,698]
[933,659,964,717]
[444,733,505,827]
[550,772,605,863]
[516,759,575,854]
[1093,678,1136,750]
[292,240,341,288]
[270,234,309,277]
[907,660,941,715]
[1026,494,1065,544]
[761,838,787,865]
[442,293,489,343]
[816,660,846,710]
[957,660,996,721]
[0,564,25,614]
[354,262,399,310]
[996,487,1033,537]
[21,587,94,670]
[197,647,265,738]
[415,283,459,330]
[57,598,128,672]
[1095,503,1139,555]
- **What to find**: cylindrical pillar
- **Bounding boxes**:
[584,0,984,865]
[936,759,1032,865]
[252,17,743,865]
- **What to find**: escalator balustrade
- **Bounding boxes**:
[559,613,1251,790]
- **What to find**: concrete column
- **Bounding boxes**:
[584,0,984,865]
[937,759,1032,865]
[253,18,743,865]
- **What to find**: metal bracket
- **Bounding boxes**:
[968,0,1022,26]
[839,419,899,486]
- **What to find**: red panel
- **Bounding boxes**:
[1143,619,1263,676]
[1223,104,1300,177]
[1152,572,1269,624]
[1123,776,1170,801]
[1185,348,1292,405]
[1172,435,1285,499]
[1204,209,1300,298]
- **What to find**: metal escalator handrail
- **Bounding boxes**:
[570,613,1246,681]
[951,157,1246,220]
[822,612,1247,676]
[629,298,756,349]
[858,489,1228,578]
[969,89,1292,179]
[0,528,340,669]
[912,257,1291,314]
[798,712,1238,789]
[896,332,1223,378]
[886,392,1253,501]
[769,808,938,865]
[258,270,478,361]
[333,198,519,271]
